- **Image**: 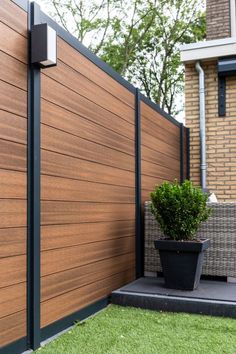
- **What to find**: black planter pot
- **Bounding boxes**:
[154,239,210,290]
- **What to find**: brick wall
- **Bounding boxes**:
[207,0,231,39]
[185,61,236,201]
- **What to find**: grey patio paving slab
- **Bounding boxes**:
[111,277,236,318]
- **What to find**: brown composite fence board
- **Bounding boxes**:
[0,1,28,348]
[142,160,179,180]
[41,237,135,277]
[41,124,134,172]
[0,80,27,118]
[0,282,26,318]
[141,102,180,137]
[142,176,166,191]
[57,39,134,108]
[0,200,26,228]
[1,0,28,37]
[41,176,135,203]
[41,202,135,226]
[41,100,134,156]
[41,97,134,142]
[0,255,26,288]
[0,310,26,348]
[41,269,135,328]
[141,145,180,171]
[40,221,135,251]
[41,150,135,188]
[44,57,134,125]
[141,114,180,142]
[0,110,27,145]
[41,74,135,135]
[142,131,180,159]
[0,51,27,90]
[0,22,27,64]
[0,1,188,351]
[141,101,181,205]
[41,253,135,302]
[0,228,26,258]
[40,29,136,328]
[0,139,26,172]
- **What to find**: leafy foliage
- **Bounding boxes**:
[42,0,206,116]
[150,180,212,241]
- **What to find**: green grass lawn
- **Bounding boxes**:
[36,305,236,354]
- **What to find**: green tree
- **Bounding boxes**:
[42,0,205,116]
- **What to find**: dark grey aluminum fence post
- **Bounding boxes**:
[135,88,143,278]
[27,2,41,350]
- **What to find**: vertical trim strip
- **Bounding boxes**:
[27,1,41,350]
[186,128,190,180]
[180,123,184,183]
[135,88,143,278]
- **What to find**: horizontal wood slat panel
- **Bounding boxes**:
[45,61,134,124]
[41,253,135,301]
[0,170,26,199]
[0,310,26,348]
[0,255,26,288]
[41,150,135,188]
[142,160,179,180]
[41,202,135,226]
[0,0,27,36]
[0,50,27,90]
[0,79,27,118]
[41,237,134,277]
[0,139,26,172]
[0,21,27,63]
[41,175,135,203]
[0,3,27,349]
[0,110,26,145]
[58,39,134,108]
[41,75,134,136]
[41,30,136,333]
[41,124,134,172]
[141,102,180,137]
[142,131,179,159]
[41,269,134,327]
[142,145,180,171]
[142,189,153,203]
[41,221,135,251]
[0,227,26,258]
[0,282,26,319]
[142,175,175,193]
[142,113,180,144]
[42,100,134,156]
[0,200,26,228]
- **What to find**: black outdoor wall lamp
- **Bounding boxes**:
[31,23,57,68]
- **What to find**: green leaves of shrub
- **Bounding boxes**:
[150,180,212,241]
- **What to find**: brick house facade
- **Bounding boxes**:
[207,0,231,40]
[181,0,236,201]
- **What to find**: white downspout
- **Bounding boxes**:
[230,0,236,37]
[195,61,207,191]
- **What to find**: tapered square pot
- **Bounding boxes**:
[154,239,210,290]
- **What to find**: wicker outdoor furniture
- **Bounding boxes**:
[144,201,236,278]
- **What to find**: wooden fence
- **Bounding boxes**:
[0,1,189,353]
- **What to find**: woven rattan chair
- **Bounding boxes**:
[144,201,236,278]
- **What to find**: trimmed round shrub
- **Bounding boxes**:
[150,180,212,241]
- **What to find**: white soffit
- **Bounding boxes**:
[180,37,236,63]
